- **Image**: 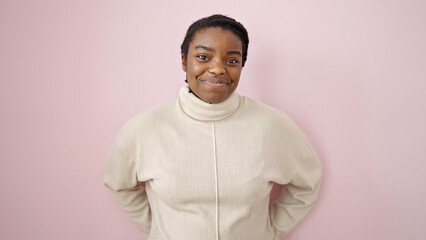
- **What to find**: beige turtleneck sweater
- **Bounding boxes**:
[104,86,321,240]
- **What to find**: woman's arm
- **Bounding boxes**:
[104,138,152,236]
[270,139,322,239]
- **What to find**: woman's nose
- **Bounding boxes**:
[208,59,226,75]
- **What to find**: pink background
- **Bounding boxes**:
[1,0,425,239]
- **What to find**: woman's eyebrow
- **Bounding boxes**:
[227,50,241,56]
[195,45,214,51]
[195,45,241,56]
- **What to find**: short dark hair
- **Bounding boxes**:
[181,14,249,67]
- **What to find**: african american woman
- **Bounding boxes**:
[104,14,322,240]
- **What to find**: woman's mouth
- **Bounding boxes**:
[199,78,230,87]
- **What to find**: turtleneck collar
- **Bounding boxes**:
[178,85,242,122]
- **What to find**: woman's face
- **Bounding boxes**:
[182,27,243,103]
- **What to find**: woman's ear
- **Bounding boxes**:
[181,54,187,72]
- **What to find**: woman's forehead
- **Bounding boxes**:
[190,27,242,51]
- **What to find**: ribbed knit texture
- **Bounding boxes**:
[104,86,322,240]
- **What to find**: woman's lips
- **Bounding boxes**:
[199,78,230,87]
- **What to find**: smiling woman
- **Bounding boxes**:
[104,14,322,240]
[182,27,243,103]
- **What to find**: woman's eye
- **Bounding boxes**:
[227,59,239,64]
[197,55,208,60]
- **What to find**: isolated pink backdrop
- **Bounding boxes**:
[1,0,425,239]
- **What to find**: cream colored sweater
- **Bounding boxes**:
[104,86,321,240]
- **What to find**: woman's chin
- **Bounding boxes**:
[199,92,228,103]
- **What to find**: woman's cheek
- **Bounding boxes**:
[189,62,204,76]
[229,69,241,82]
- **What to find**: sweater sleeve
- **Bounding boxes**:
[269,139,322,239]
[103,130,152,237]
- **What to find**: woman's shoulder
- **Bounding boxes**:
[131,98,176,122]
[242,96,298,126]
[241,96,307,143]
[240,97,310,162]
[114,97,177,139]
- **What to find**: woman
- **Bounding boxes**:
[104,14,321,240]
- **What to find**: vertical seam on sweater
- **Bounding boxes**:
[211,122,219,240]
[288,138,309,182]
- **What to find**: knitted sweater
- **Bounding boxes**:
[104,86,322,240]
